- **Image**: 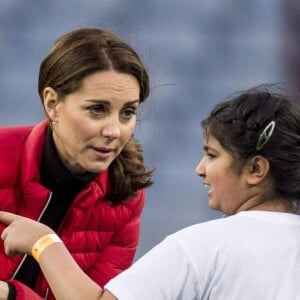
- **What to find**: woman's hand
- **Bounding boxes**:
[0,211,53,256]
[0,281,9,300]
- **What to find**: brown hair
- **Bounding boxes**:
[38,28,154,204]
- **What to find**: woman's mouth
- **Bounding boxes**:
[92,147,114,159]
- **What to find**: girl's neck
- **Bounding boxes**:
[249,198,297,214]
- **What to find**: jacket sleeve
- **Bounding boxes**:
[87,189,146,287]
[7,280,43,300]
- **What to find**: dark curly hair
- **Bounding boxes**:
[201,85,300,201]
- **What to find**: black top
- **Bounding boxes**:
[39,126,97,231]
[10,127,97,298]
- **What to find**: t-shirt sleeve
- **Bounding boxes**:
[104,235,199,300]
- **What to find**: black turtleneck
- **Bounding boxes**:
[11,126,97,296]
[39,126,97,231]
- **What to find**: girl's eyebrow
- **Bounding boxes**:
[203,144,217,153]
[203,145,210,152]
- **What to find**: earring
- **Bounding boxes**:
[49,118,57,130]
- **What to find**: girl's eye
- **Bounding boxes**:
[89,105,105,115]
[206,153,215,160]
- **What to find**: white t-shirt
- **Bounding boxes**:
[105,211,300,299]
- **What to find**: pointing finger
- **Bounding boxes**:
[1,226,8,240]
[0,211,20,225]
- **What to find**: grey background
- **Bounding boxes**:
[0,0,286,259]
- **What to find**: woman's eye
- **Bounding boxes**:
[89,105,105,115]
[122,108,137,119]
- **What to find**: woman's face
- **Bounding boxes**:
[195,134,249,215]
[44,70,140,174]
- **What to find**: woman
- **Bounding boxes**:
[0,28,154,300]
[1,86,300,299]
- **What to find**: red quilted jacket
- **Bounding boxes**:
[0,120,145,300]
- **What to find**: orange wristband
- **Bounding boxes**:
[31,233,62,262]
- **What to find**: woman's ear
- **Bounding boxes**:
[246,155,270,185]
[43,87,59,122]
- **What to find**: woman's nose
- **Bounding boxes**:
[101,121,121,139]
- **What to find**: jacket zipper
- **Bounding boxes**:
[44,288,49,299]
[10,192,53,280]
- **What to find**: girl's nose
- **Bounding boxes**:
[195,157,205,177]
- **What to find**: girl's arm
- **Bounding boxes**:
[0,212,117,300]
[38,241,115,300]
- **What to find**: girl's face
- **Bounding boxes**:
[44,70,140,174]
[195,134,250,215]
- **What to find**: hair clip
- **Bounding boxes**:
[256,121,276,151]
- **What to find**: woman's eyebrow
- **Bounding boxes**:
[123,99,140,105]
[84,99,140,105]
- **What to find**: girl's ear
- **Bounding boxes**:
[43,87,59,122]
[246,155,270,185]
